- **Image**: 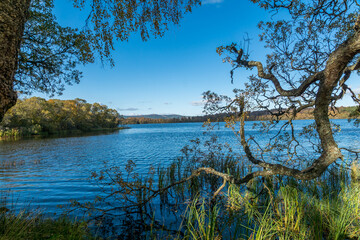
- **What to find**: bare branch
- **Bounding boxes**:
[235,58,324,97]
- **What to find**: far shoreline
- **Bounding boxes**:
[0,126,130,141]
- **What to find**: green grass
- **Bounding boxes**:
[176,198,220,240]
[3,158,354,239]
[84,134,360,239]
[0,208,97,240]
[168,163,360,240]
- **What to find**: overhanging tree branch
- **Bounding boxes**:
[234,57,325,97]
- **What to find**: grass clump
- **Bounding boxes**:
[172,164,360,240]
[0,208,96,240]
[179,198,220,240]
[86,135,360,239]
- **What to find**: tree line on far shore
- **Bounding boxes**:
[123,106,360,124]
[0,97,122,138]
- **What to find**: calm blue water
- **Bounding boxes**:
[0,120,359,214]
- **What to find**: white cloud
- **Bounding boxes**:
[202,0,224,5]
[347,86,360,95]
[117,107,139,111]
[191,101,205,106]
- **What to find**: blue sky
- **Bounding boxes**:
[33,0,359,116]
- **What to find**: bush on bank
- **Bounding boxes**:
[0,97,123,139]
[0,209,96,240]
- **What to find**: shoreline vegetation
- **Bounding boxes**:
[0,127,129,141]
[79,134,360,239]
[1,98,360,238]
[2,142,359,239]
[0,97,125,140]
[2,97,358,139]
[123,106,360,124]
[0,208,96,239]
[1,97,360,238]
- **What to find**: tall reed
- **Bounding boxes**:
[174,164,360,240]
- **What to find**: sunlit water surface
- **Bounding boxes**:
[0,120,359,215]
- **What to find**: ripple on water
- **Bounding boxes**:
[0,121,359,214]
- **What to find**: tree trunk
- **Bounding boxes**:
[0,0,31,122]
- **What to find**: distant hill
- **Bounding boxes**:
[122,106,359,124]
[124,114,184,119]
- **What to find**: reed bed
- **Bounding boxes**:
[168,163,360,240]
[0,194,96,240]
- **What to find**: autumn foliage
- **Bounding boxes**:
[0,97,122,138]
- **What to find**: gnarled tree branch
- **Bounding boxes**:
[234,58,325,97]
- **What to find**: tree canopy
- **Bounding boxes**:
[2,1,360,237]
[0,0,201,121]
[16,0,95,96]
[77,2,360,227]
[204,0,360,182]
[72,0,201,65]
[0,97,122,138]
[1,0,360,180]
